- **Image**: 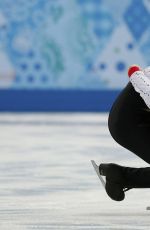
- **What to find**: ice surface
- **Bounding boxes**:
[0,113,150,229]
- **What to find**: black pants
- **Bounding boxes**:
[108,82,150,164]
[108,82,150,188]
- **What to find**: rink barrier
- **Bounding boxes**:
[0,89,121,112]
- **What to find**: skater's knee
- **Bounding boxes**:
[108,109,128,146]
[108,114,122,144]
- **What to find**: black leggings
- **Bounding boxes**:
[108,82,150,164]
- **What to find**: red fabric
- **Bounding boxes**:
[128,65,141,77]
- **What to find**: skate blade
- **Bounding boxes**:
[91,160,105,187]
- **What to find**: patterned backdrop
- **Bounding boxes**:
[0,0,150,89]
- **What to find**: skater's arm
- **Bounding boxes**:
[144,66,150,79]
[130,71,150,95]
[128,66,150,108]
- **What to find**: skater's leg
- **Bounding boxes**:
[98,82,150,201]
[108,82,150,164]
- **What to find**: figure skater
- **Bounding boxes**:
[92,65,150,201]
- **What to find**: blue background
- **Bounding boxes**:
[0,0,150,111]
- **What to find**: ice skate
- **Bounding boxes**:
[99,163,130,201]
[91,161,131,201]
[91,160,105,187]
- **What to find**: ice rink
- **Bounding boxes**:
[0,113,150,230]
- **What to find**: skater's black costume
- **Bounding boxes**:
[109,82,150,164]
[99,67,150,201]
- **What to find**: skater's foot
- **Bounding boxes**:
[99,163,131,201]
